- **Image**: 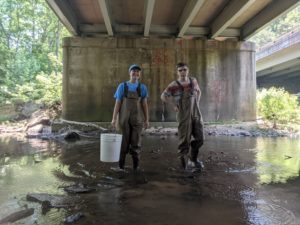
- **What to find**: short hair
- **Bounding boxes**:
[176,62,188,68]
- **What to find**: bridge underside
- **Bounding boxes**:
[48,0,299,122]
[257,59,300,94]
[62,37,256,122]
[257,42,300,94]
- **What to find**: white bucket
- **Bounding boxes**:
[100,133,122,162]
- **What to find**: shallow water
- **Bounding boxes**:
[0,135,299,225]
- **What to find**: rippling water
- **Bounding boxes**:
[0,135,299,225]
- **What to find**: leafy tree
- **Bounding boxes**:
[249,5,300,48]
[257,88,300,128]
[0,0,68,105]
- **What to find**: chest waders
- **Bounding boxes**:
[176,78,204,169]
[118,82,143,170]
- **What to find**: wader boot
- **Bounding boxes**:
[118,82,143,170]
[176,78,204,171]
[187,120,204,170]
[178,154,188,170]
[119,151,127,170]
[131,152,140,171]
[187,148,203,170]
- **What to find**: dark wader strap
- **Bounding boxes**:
[137,83,141,97]
[124,82,128,97]
[123,82,142,97]
[176,78,194,94]
[175,80,184,92]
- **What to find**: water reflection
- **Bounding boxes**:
[0,136,70,225]
[256,138,300,184]
[1,135,300,224]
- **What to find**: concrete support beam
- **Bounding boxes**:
[80,24,177,36]
[264,65,300,79]
[242,0,300,40]
[211,0,255,39]
[185,27,209,36]
[46,0,78,35]
[151,25,177,35]
[80,24,107,33]
[257,59,300,77]
[177,0,205,37]
[144,0,156,37]
[80,24,240,38]
[256,42,300,72]
[97,0,114,36]
[219,28,240,37]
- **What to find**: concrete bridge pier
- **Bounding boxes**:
[62,37,256,122]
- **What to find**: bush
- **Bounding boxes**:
[257,87,300,128]
[12,72,62,105]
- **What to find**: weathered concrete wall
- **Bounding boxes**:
[62,37,256,122]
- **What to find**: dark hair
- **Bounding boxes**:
[176,62,188,68]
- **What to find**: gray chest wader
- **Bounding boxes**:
[176,78,204,169]
[118,82,143,170]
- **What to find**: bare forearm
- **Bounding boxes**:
[112,100,121,121]
[142,99,149,122]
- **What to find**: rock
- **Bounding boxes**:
[26,193,81,208]
[64,131,80,141]
[63,184,95,193]
[239,131,251,136]
[64,212,84,223]
[0,208,34,224]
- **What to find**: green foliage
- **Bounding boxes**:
[12,72,62,105]
[249,5,300,48]
[0,0,68,105]
[257,88,300,128]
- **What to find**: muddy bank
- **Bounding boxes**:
[1,119,299,141]
[1,102,300,139]
[0,104,299,139]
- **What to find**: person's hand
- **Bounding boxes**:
[173,105,179,112]
[111,119,117,129]
[144,121,150,129]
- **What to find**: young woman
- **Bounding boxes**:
[111,64,149,171]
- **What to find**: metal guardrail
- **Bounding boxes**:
[256,27,300,60]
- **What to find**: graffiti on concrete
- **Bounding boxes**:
[210,79,226,120]
[151,49,169,66]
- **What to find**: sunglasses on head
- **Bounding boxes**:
[178,68,187,72]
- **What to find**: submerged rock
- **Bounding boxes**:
[63,184,96,194]
[64,212,84,223]
[0,208,34,224]
[64,131,80,141]
[26,193,81,208]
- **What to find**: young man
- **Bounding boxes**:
[111,64,149,171]
[161,62,204,171]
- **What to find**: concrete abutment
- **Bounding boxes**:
[62,37,256,122]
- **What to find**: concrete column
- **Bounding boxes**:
[62,37,256,122]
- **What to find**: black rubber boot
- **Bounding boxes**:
[179,155,187,170]
[132,154,139,171]
[119,153,126,170]
[190,147,199,162]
